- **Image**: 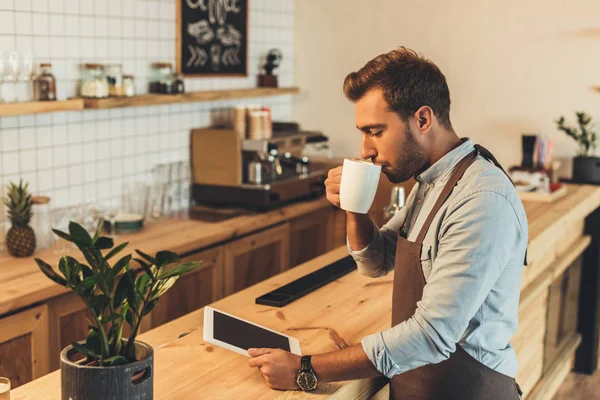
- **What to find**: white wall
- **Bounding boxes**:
[0,0,294,209]
[293,0,600,173]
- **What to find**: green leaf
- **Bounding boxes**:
[52,228,74,243]
[90,294,109,318]
[156,251,180,266]
[134,258,155,280]
[135,273,151,295]
[142,299,158,316]
[95,236,114,250]
[150,276,179,301]
[69,221,93,246]
[35,258,68,286]
[59,256,82,284]
[86,329,102,356]
[104,355,127,366]
[125,307,136,327]
[157,261,201,280]
[80,276,96,290]
[135,249,157,266]
[71,341,100,359]
[112,255,132,277]
[114,271,134,307]
[103,313,122,324]
[104,242,129,262]
[93,218,104,242]
[80,264,94,279]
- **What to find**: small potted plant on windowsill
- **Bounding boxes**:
[35,220,201,400]
[556,111,600,184]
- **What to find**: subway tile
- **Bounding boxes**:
[49,13,65,36]
[82,162,96,181]
[133,0,146,18]
[14,0,30,11]
[122,0,133,17]
[50,37,66,58]
[0,0,13,10]
[79,15,94,36]
[2,151,19,175]
[67,186,83,205]
[79,0,93,15]
[32,36,50,58]
[94,0,107,16]
[53,146,67,167]
[68,164,83,185]
[20,148,37,171]
[15,11,32,35]
[15,36,33,53]
[32,12,49,35]
[0,11,15,34]
[52,124,68,145]
[48,0,64,13]
[36,125,52,147]
[107,17,121,38]
[31,0,48,13]
[64,14,79,36]
[2,128,19,151]
[19,126,36,149]
[37,168,54,191]
[95,16,108,37]
[64,0,79,14]
[36,147,53,169]
[65,37,80,58]
[107,0,120,17]
[53,166,68,187]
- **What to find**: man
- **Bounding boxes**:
[248,47,527,400]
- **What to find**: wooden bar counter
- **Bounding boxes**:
[8,184,600,399]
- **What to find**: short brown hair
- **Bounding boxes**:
[343,47,452,129]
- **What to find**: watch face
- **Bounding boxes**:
[297,371,317,391]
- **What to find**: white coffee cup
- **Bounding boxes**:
[339,159,381,214]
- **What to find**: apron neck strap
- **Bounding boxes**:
[415,148,479,244]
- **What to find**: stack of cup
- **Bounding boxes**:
[248,111,263,139]
[233,106,247,139]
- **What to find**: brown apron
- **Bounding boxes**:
[389,145,523,400]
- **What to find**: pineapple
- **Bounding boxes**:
[4,180,36,257]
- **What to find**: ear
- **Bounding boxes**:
[414,106,434,133]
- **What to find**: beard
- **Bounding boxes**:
[383,126,427,183]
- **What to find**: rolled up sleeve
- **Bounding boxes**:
[361,191,525,378]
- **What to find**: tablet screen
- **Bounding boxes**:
[213,310,291,352]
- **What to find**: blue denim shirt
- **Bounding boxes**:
[349,139,528,379]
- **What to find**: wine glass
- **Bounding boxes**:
[3,51,20,103]
[0,52,5,103]
[18,53,34,102]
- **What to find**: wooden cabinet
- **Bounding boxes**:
[0,305,49,389]
[327,207,347,251]
[147,246,224,329]
[224,224,290,296]
[289,208,330,268]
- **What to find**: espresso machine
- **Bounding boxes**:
[190,125,328,209]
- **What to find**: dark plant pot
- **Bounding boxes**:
[61,340,153,400]
[572,156,600,184]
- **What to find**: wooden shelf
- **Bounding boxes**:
[82,87,300,110]
[0,99,84,117]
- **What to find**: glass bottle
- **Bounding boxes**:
[106,64,124,97]
[31,196,54,250]
[80,64,109,98]
[34,63,57,101]
[123,75,136,97]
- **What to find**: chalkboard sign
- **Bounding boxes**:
[177,0,248,76]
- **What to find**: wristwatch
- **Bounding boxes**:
[296,355,318,391]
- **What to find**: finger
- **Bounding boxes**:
[328,167,342,178]
[248,354,270,368]
[248,348,273,357]
[327,183,340,193]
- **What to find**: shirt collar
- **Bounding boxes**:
[416,138,474,185]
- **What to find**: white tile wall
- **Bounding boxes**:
[0,0,295,229]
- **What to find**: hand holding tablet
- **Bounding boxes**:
[203,306,302,356]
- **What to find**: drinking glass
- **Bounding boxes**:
[0,52,5,103]
[3,51,20,103]
[121,181,149,218]
[18,53,34,102]
[0,377,10,400]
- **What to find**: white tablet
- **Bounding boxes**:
[203,306,302,356]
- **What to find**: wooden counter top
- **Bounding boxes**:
[0,196,332,316]
[10,184,600,400]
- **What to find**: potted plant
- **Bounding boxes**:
[35,220,201,400]
[556,111,600,183]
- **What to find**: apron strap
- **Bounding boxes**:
[415,148,479,244]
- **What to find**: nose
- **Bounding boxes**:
[360,135,378,162]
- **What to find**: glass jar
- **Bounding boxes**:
[34,63,56,101]
[149,62,176,94]
[31,196,54,250]
[173,73,185,94]
[106,64,124,97]
[123,75,136,97]
[80,63,109,99]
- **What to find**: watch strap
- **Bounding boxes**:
[301,355,312,372]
